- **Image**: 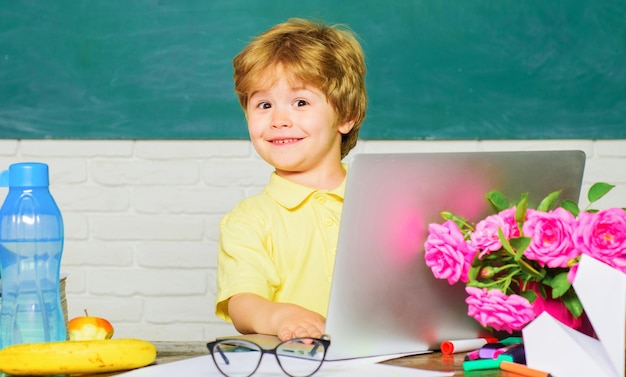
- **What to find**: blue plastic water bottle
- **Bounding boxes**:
[0,162,66,349]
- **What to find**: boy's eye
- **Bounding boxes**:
[293,99,309,107]
[256,101,271,110]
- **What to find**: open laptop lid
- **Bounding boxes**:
[325,150,586,360]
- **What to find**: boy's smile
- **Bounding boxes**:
[269,138,303,145]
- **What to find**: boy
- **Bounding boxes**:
[215,18,367,341]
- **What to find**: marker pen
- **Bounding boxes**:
[493,343,523,359]
[497,343,525,364]
[440,337,498,354]
[477,342,504,359]
[463,358,501,372]
[500,336,523,345]
[479,340,523,359]
[500,360,553,377]
[463,349,480,361]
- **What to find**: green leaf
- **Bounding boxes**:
[541,272,554,285]
[468,265,480,282]
[519,289,538,304]
[537,190,562,212]
[509,236,531,261]
[440,211,454,220]
[498,228,515,256]
[515,193,528,223]
[486,191,509,212]
[560,199,580,217]
[467,281,492,289]
[562,289,584,318]
[546,272,572,298]
[588,182,615,203]
[451,215,473,232]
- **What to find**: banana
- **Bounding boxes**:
[0,338,157,376]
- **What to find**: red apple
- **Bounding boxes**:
[68,309,114,340]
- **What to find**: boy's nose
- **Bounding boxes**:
[270,108,292,128]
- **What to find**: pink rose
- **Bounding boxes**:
[465,286,536,333]
[424,220,476,284]
[522,208,579,268]
[574,208,626,272]
[499,207,522,238]
[470,208,519,257]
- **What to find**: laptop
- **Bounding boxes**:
[324,150,586,360]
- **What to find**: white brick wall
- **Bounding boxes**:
[1,139,625,341]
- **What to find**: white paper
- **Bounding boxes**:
[524,313,617,377]
[573,254,625,376]
[117,354,454,377]
[523,255,626,377]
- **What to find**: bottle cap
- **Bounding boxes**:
[0,162,50,188]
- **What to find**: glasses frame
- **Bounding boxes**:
[206,335,331,377]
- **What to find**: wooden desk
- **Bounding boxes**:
[140,341,510,377]
[382,352,504,377]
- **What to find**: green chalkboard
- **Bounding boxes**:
[1,1,625,139]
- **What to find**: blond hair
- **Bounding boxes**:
[233,18,367,158]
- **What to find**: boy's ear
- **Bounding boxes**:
[337,118,356,135]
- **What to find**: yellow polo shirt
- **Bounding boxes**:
[215,170,346,322]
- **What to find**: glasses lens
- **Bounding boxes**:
[276,338,327,377]
[210,340,262,377]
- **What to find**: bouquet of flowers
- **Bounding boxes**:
[424,182,626,334]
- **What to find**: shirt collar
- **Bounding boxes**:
[266,165,347,210]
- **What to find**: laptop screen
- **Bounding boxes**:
[325,150,586,360]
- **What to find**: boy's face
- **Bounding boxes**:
[246,67,354,179]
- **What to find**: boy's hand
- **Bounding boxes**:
[273,304,325,341]
[228,293,326,341]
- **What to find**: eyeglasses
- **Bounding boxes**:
[206,335,331,377]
